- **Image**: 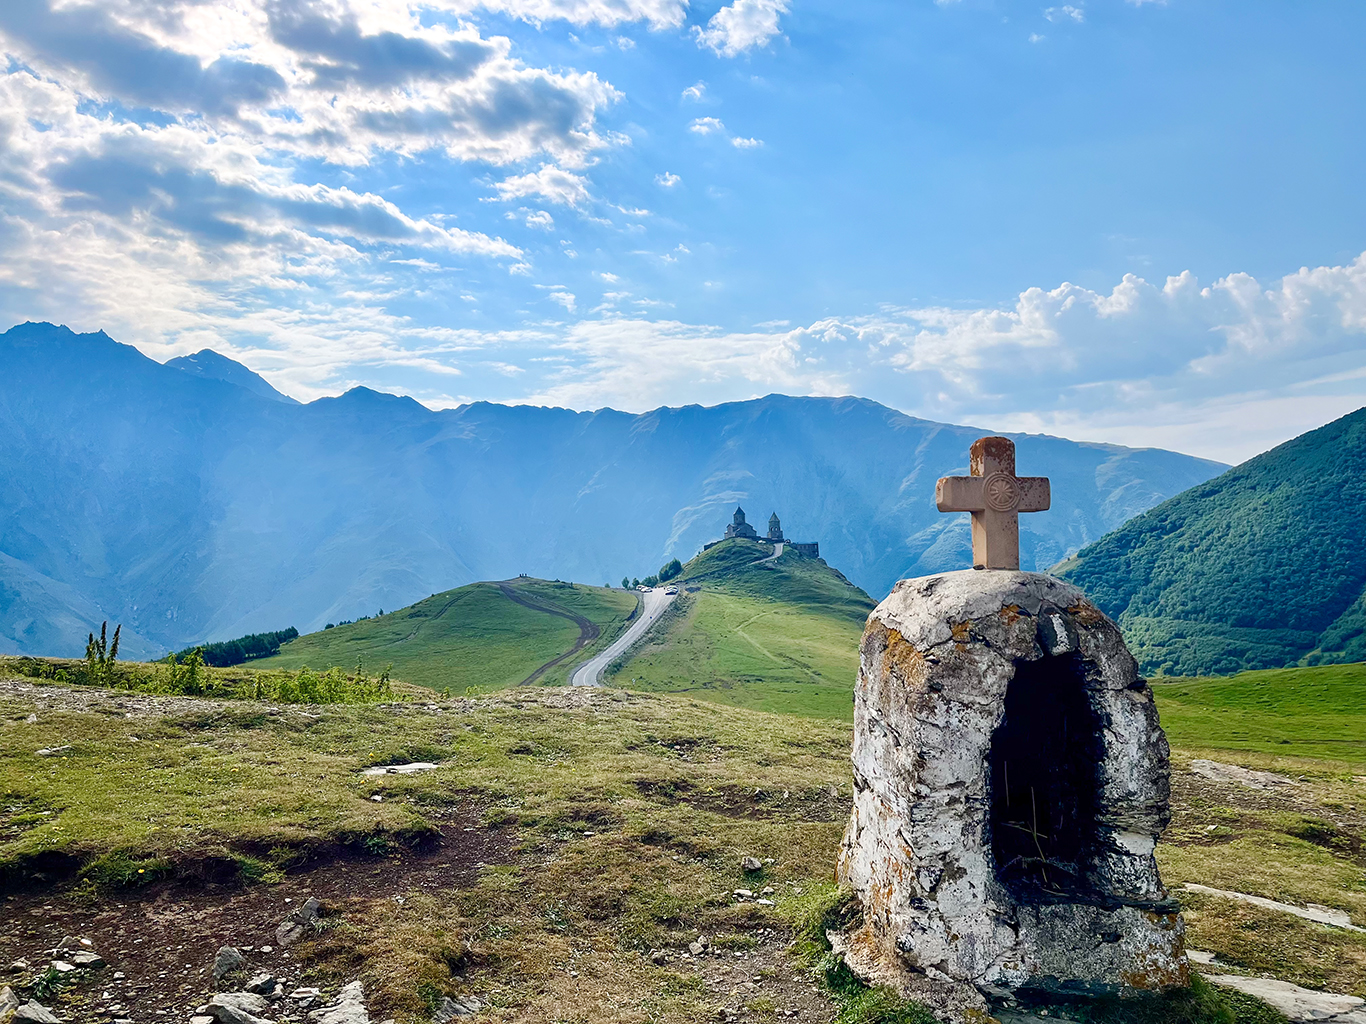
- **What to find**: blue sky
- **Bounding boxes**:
[2,0,1364,462]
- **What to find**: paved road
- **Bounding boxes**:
[571,588,676,687]
[752,542,784,565]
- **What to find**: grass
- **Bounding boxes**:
[611,591,867,719]
[609,540,875,719]
[4,638,1364,1022]
[1152,662,1366,763]
[255,578,639,693]
[1,683,857,1022]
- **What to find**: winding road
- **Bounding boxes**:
[571,588,677,688]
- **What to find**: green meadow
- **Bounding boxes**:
[1152,662,1366,763]
[255,578,638,693]
[606,539,876,719]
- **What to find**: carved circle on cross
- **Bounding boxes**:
[983,472,1020,512]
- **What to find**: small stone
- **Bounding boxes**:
[741,856,762,872]
[70,950,105,969]
[35,745,71,757]
[432,994,484,1022]
[25,714,38,724]
[207,991,275,1024]
[49,960,76,973]
[310,979,370,1024]
[760,887,775,896]
[0,986,19,1014]
[688,936,709,956]
[756,899,775,906]
[192,1017,216,1024]
[649,950,667,964]
[246,973,279,995]
[732,889,753,899]
[213,945,247,980]
[14,1002,62,1024]
[276,897,324,947]
[6,960,28,974]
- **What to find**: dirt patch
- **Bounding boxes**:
[0,807,512,1022]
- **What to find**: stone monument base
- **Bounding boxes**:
[835,571,1188,1022]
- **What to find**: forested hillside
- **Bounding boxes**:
[1058,406,1366,675]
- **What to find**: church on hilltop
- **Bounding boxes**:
[711,507,819,557]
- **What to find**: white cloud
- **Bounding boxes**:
[512,255,1366,462]
[549,290,577,311]
[693,0,790,57]
[689,117,759,148]
[597,271,619,282]
[493,165,593,206]
[681,81,707,101]
[689,116,726,135]
[1045,5,1085,22]
[655,171,681,187]
[462,0,688,29]
[1029,32,1046,42]
[525,209,555,229]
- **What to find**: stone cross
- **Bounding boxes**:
[935,436,1050,570]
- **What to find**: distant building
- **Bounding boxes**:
[767,513,784,542]
[723,506,760,540]
[706,507,818,558]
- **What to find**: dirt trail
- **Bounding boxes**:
[497,583,601,685]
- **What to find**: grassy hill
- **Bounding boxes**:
[1152,661,1366,763]
[607,539,877,719]
[1057,406,1366,676]
[254,578,638,692]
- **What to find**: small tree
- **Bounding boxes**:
[621,576,631,589]
[643,575,660,588]
[84,621,121,687]
[658,558,683,582]
[632,578,641,589]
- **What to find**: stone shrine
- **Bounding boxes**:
[834,437,1187,1021]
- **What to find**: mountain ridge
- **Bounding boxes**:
[1058,405,1366,675]
[0,321,1226,657]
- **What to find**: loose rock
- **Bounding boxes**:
[432,994,484,1022]
[276,897,324,947]
[309,980,370,1024]
[14,1003,62,1024]
[0,986,19,1014]
[741,856,762,872]
[208,991,275,1024]
[213,945,248,980]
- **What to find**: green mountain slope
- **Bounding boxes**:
[255,578,638,692]
[609,539,876,719]
[1057,406,1366,675]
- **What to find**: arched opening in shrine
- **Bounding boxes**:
[988,653,1105,902]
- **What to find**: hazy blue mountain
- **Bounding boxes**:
[0,321,1227,657]
[1058,406,1366,676]
[166,349,299,404]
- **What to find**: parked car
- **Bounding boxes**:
[665,586,678,595]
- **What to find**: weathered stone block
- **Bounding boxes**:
[835,570,1187,1020]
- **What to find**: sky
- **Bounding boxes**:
[1,0,1364,464]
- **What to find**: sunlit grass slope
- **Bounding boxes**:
[609,539,876,719]
[256,578,638,692]
[1152,661,1366,763]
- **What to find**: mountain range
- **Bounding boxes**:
[1059,406,1366,676]
[0,321,1226,658]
